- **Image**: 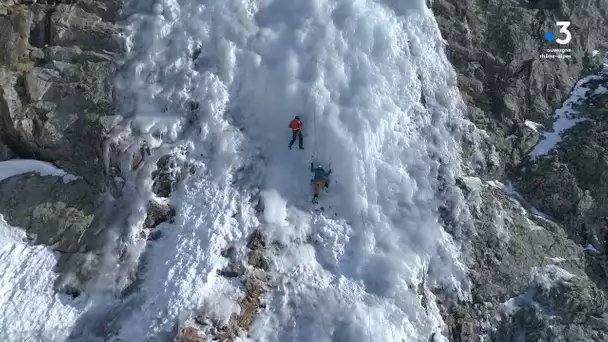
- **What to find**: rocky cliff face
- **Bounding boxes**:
[432,0,608,178]
[436,177,608,341]
[432,0,608,340]
[0,0,184,300]
[1,0,608,340]
[0,0,125,296]
[517,76,608,301]
[0,1,122,184]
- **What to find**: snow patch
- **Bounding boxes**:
[529,75,602,158]
[461,176,483,193]
[547,257,565,264]
[530,264,574,291]
[502,182,517,196]
[486,180,504,189]
[594,85,607,95]
[582,244,600,254]
[0,216,81,341]
[260,189,288,227]
[524,120,543,132]
[528,205,550,220]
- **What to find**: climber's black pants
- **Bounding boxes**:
[289,129,303,148]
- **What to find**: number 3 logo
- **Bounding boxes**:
[556,21,572,45]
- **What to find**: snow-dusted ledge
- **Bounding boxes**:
[0,159,83,341]
[0,159,80,183]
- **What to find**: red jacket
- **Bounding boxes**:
[289,119,302,130]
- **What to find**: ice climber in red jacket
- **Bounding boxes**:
[288,116,304,150]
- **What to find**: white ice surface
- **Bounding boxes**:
[3,0,472,341]
[0,216,82,341]
[112,0,470,339]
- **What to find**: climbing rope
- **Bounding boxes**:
[312,96,320,162]
[367,303,372,342]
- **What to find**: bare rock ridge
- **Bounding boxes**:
[432,0,608,340]
[0,0,121,184]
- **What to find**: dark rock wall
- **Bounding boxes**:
[432,0,608,340]
[0,1,122,185]
[432,0,608,177]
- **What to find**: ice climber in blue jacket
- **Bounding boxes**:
[311,162,331,204]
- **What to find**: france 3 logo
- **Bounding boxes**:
[544,21,572,45]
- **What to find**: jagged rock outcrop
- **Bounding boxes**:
[515,77,608,300]
[435,178,608,341]
[0,171,103,296]
[517,79,608,252]
[141,199,175,241]
[152,154,182,198]
[432,0,608,178]
[0,172,97,249]
[431,1,608,340]
[144,199,175,229]
[176,229,270,342]
[0,1,122,185]
[496,266,608,341]
[0,140,14,161]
